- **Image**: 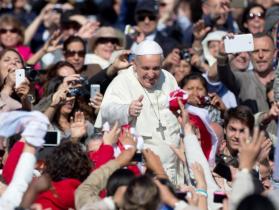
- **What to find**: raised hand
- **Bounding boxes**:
[121,129,137,147]
[89,92,103,111]
[177,99,193,134]
[208,92,227,113]
[42,30,63,53]
[238,127,265,170]
[143,148,167,178]
[70,111,87,141]
[15,78,30,99]
[108,50,132,76]
[50,84,69,107]
[129,95,144,117]
[162,48,181,68]
[103,121,121,145]
[76,21,100,39]
[193,20,211,41]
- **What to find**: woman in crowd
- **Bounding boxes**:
[240,3,266,34]
[181,73,227,124]
[42,76,94,142]
[0,15,34,63]
[85,26,125,69]
[63,35,87,74]
[0,49,31,112]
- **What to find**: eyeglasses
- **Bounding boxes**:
[247,12,264,20]
[0,28,19,34]
[65,50,86,57]
[136,14,157,22]
[97,37,120,45]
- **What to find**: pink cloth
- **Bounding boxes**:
[16,45,41,70]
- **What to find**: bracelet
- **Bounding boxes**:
[239,168,250,173]
[196,189,208,197]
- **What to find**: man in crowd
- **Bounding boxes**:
[95,40,181,183]
[211,32,277,113]
[127,0,178,57]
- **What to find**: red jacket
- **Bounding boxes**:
[34,178,80,210]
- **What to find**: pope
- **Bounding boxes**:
[95,40,182,183]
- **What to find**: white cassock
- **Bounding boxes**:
[95,66,182,183]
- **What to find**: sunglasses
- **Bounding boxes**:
[97,37,120,45]
[0,28,19,34]
[247,12,264,20]
[65,50,86,57]
[160,2,167,7]
[136,14,157,22]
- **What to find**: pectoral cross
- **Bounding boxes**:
[156,120,166,140]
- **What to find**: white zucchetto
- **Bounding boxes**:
[134,40,163,56]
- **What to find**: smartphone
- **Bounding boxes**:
[15,69,25,88]
[224,34,254,53]
[214,191,227,203]
[44,131,60,147]
[132,152,143,162]
[213,162,232,181]
[90,84,100,98]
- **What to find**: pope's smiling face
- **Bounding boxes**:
[134,54,162,89]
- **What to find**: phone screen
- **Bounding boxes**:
[214,191,227,203]
[132,152,143,162]
[44,131,60,146]
[15,69,25,88]
[90,84,100,98]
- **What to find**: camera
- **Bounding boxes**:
[25,65,38,82]
[199,96,211,106]
[132,152,143,162]
[67,87,84,97]
[179,49,191,61]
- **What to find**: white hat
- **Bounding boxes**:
[201,31,227,66]
[134,40,163,56]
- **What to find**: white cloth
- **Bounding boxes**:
[0,152,36,210]
[84,53,110,69]
[183,133,221,210]
[185,105,219,166]
[202,31,227,67]
[95,67,181,183]
[0,111,49,139]
[0,111,49,147]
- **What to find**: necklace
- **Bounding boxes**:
[142,88,167,140]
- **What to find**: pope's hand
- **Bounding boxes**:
[129,95,144,117]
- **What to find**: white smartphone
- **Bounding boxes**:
[224,34,254,54]
[90,84,100,98]
[44,131,61,147]
[15,69,25,88]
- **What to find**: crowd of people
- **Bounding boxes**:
[0,0,279,209]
